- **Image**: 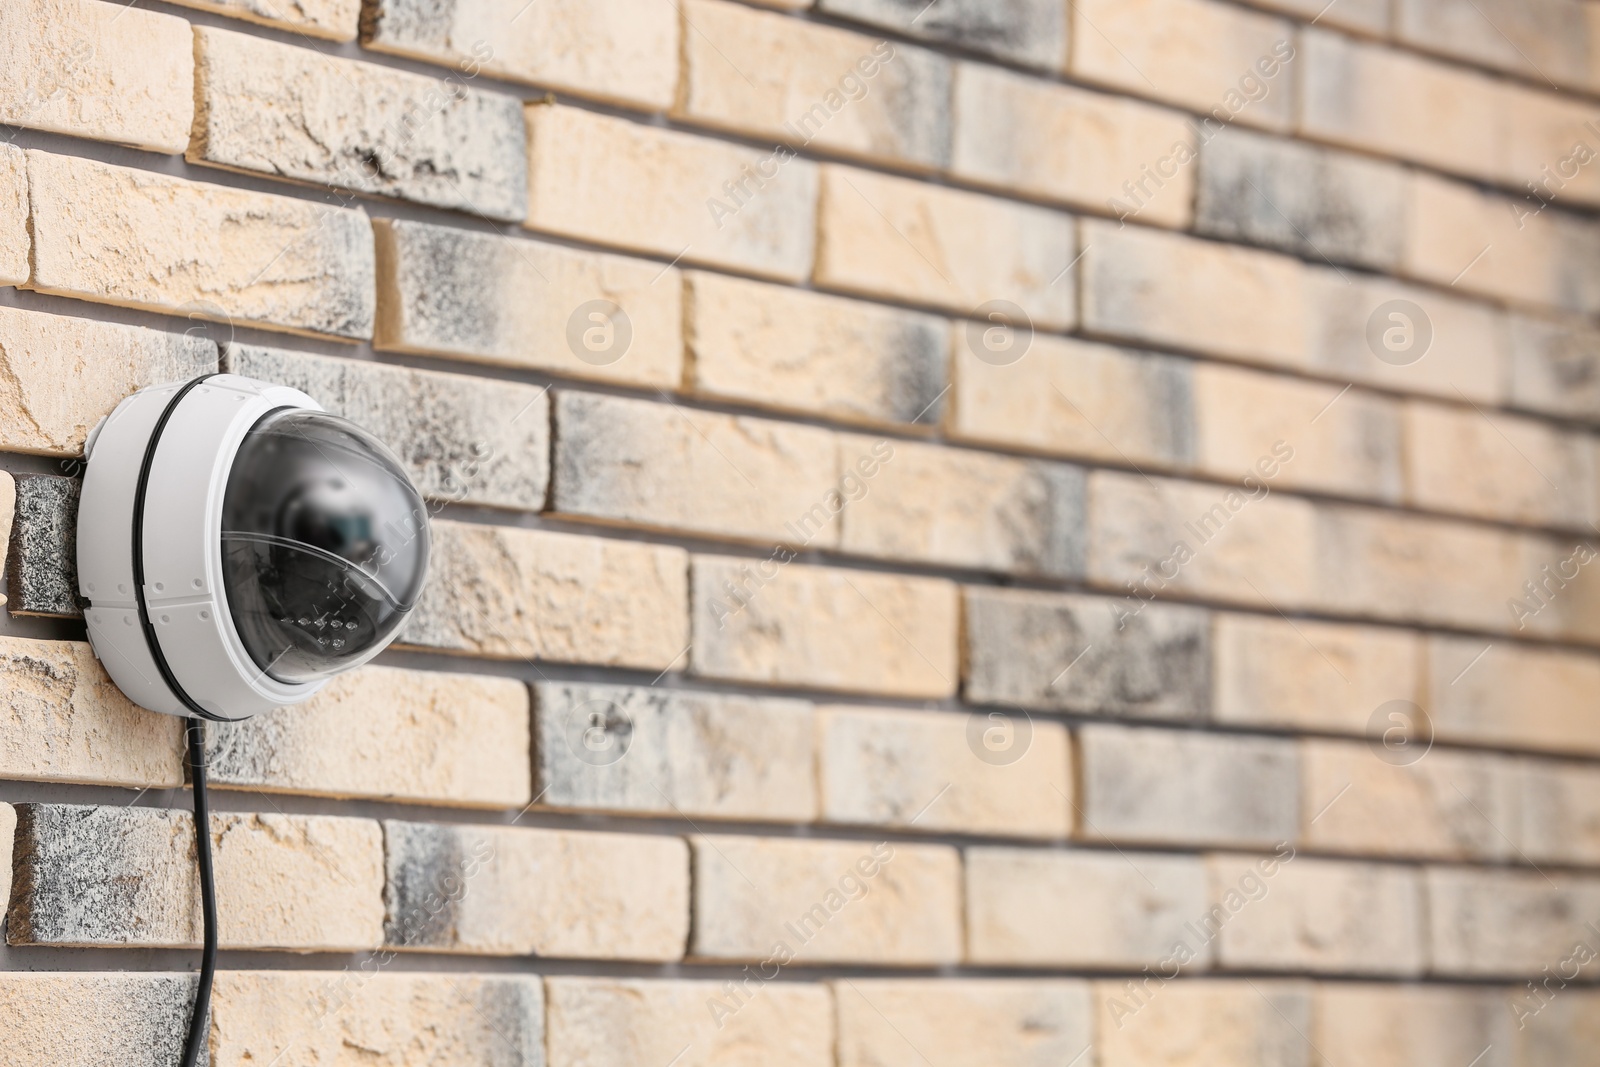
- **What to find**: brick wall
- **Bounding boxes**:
[1,0,1598,1063]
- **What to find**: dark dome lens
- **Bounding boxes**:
[219,409,430,684]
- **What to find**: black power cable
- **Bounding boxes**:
[181,720,219,1067]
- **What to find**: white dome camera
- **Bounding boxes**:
[76,373,431,721]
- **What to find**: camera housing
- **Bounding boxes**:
[76,374,430,721]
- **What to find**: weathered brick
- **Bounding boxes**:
[1427,868,1600,976]
[1513,989,1600,1065]
[1081,725,1299,848]
[0,972,197,1067]
[1518,757,1600,866]
[191,26,527,221]
[225,344,548,512]
[1210,854,1424,976]
[532,682,816,822]
[0,0,194,152]
[10,804,384,950]
[952,63,1194,227]
[1313,984,1513,1067]
[1196,126,1406,270]
[0,801,14,923]
[816,0,1067,69]
[834,980,1093,1067]
[1237,0,1387,33]
[211,972,543,1067]
[690,835,961,965]
[949,335,1194,468]
[171,0,358,39]
[7,474,81,617]
[552,391,840,545]
[1089,470,1318,609]
[1397,0,1594,95]
[1094,980,1313,1067]
[405,521,689,671]
[963,587,1210,719]
[1403,400,1595,528]
[818,705,1071,838]
[681,1,950,170]
[966,847,1210,969]
[1071,0,1296,131]
[0,637,181,788]
[384,821,687,959]
[838,434,1085,576]
[1508,312,1600,423]
[1429,638,1600,756]
[374,217,681,387]
[0,470,12,607]
[685,271,949,428]
[1501,81,1600,210]
[1192,363,1403,503]
[25,152,376,340]
[363,0,678,109]
[0,143,26,286]
[1081,220,1307,369]
[525,105,817,281]
[816,165,1077,328]
[208,666,530,808]
[1212,614,1422,734]
[546,977,832,1067]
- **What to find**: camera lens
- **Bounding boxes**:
[219,409,430,684]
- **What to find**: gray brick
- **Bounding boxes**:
[6,475,81,618]
[817,0,1067,70]
[0,973,202,1067]
[962,587,1210,718]
[1507,312,1600,424]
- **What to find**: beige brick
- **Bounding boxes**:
[1518,758,1600,866]
[525,105,817,281]
[209,666,530,808]
[816,165,1077,328]
[552,391,841,545]
[1238,0,1387,33]
[1404,401,1596,528]
[0,637,182,789]
[950,334,1193,467]
[0,0,194,152]
[1397,0,1594,94]
[1507,535,1600,644]
[1428,868,1600,976]
[1512,989,1600,1065]
[546,977,832,1067]
[690,835,961,965]
[1192,363,1403,503]
[191,26,527,221]
[966,847,1211,969]
[0,143,25,286]
[1508,311,1600,423]
[834,980,1093,1067]
[1081,220,1307,370]
[838,434,1085,576]
[10,804,384,950]
[406,521,690,671]
[0,972,204,1066]
[384,821,687,959]
[818,705,1071,838]
[374,217,682,387]
[1502,82,1600,209]
[168,0,358,39]
[0,801,14,925]
[952,63,1195,227]
[1080,725,1299,848]
[1071,0,1296,131]
[685,271,949,428]
[1088,470,1318,609]
[1429,638,1600,756]
[0,469,10,606]
[1212,614,1422,734]
[25,152,376,340]
[533,682,817,822]
[1210,854,1424,976]
[817,0,1068,70]
[1313,984,1513,1067]
[1095,980,1313,1066]
[680,1,950,170]
[691,555,959,698]
[1302,742,1518,861]
[364,0,678,109]
[211,972,543,1067]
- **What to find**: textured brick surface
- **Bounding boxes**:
[26,152,376,340]
[7,474,82,617]
[384,821,688,959]
[0,142,24,287]
[966,847,1210,969]
[817,705,1071,838]
[1396,0,1593,89]
[1509,312,1600,423]
[1241,0,1387,33]
[0,972,198,1067]
[816,0,1068,69]
[1429,638,1600,755]
[533,682,817,822]
[1518,758,1600,865]
[834,980,1093,1067]
[1514,989,1600,1065]
[1095,980,1313,1066]
[172,0,358,38]
[0,470,11,607]
[192,26,527,220]
[690,835,961,965]
[1313,984,1512,1067]
[1427,868,1600,976]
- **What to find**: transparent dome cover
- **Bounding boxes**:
[219,408,430,685]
